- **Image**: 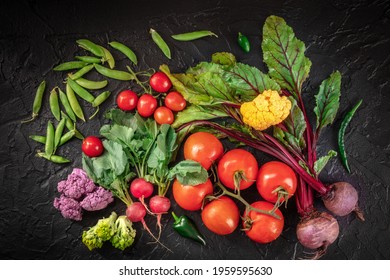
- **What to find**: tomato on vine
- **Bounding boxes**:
[137,94,158,117]
[154,106,174,125]
[116,89,138,111]
[164,91,186,111]
[172,179,213,211]
[149,71,172,93]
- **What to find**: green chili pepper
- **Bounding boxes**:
[150,28,171,59]
[61,111,84,140]
[29,135,46,144]
[94,63,134,81]
[75,55,102,64]
[67,77,95,103]
[54,118,66,149]
[21,80,46,123]
[37,152,70,164]
[58,88,77,122]
[49,87,61,121]
[338,99,363,173]
[101,46,115,69]
[75,78,108,90]
[45,120,55,156]
[68,64,95,80]
[66,83,85,122]
[171,30,218,41]
[53,61,89,71]
[237,32,250,53]
[76,39,105,57]
[172,212,206,245]
[109,41,138,65]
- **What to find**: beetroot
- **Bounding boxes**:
[323,182,364,220]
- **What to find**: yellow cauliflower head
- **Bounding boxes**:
[240,90,292,131]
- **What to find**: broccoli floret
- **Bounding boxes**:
[110,216,136,251]
[95,212,117,241]
[82,225,104,251]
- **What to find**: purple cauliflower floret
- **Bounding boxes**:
[57,168,96,199]
[80,186,114,211]
[53,195,82,221]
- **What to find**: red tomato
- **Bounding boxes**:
[183,132,224,170]
[201,196,240,235]
[82,136,104,157]
[217,149,258,191]
[172,179,213,211]
[153,106,174,125]
[243,201,284,244]
[164,91,186,111]
[116,90,138,111]
[137,94,158,117]
[256,161,297,203]
[149,71,172,93]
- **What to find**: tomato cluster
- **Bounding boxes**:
[174,131,298,244]
[116,71,186,125]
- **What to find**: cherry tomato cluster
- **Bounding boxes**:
[116,71,186,125]
[173,131,298,244]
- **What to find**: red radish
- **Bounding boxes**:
[126,202,146,223]
[323,182,364,220]
[149,195,171,239]
[130,178,154,199]
[296,211,339,259]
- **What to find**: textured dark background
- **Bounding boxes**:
[1,0,389,260]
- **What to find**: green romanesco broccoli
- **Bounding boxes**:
[110,215,136,251]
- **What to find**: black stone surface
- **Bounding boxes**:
[1,0,389,260]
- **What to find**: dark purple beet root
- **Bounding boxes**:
[323,182,364,220]
[296,211,339,259]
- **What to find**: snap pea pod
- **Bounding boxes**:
[338,99,363,173]
[29,135,46,144]
[150,28,171,59]
[54,118,66,149]
[59,130,76,146]
[109,41,138,65]
[76,39,105,57]
[68,64,95,80]
[21,80,46,123]
[101,46,115,69]
[67,78,95,103]
[171,30,218,41]
[58,88,77,122]
[89,91,111,119]
[75,55,102,64]
[238,32,250,53]
[75,77,108,90]
[37,152,70,164]
[66,82,85,122]
[49,87,61,121]
[53,61,89,71]
[61,111,84,140]
[94,63,134,81]
[45,121,55,156]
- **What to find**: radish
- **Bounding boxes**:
[130,178,154,199]
[323,182,364,220]
[296,211,340,259]
[149,195,171,239]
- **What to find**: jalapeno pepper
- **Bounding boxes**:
[172,212,206,245]
[238,32,250,53]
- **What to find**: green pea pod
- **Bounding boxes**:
[29,135,46,144]
[59,130,75,146]
[37,152,70,164]
[238,32,250,53]
[89,91,111,119]
[67,78,95,103]
[171,30,218,41]
[53,61,89,71]
[61,111,84,140]
[109,41,138,65]
[94,64,134,81]
[58,88,77,122]
[21,80,46,123]
[66,82,85,122]
[150,28,171,59]
[68,64,95,80]
[49,87,61,121]
[101,46,115,69]
[54,118,66,150]
[75,56,102,64]
[75,78,108,90]
[45,121,55,156]
[76,39,105,57]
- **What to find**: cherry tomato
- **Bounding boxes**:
[256,161,297,203]
[116,90,138,111]
[201,196,240,235]
[153,106,174,125]
[137,94,157,117]
[217,149,258,191]
[243,201,284,244]
[82,136,104,157]
[172,179,213,211]
[183,132,224,170]
[149,71,172,93]
[164,91,186,112]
